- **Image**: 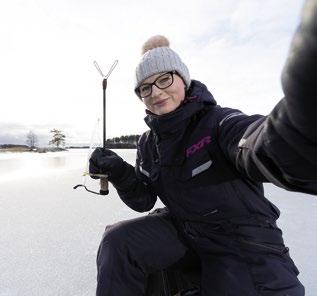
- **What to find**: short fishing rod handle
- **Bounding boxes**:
[100,177,109,195]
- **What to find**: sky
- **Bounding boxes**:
[0,0,306,146]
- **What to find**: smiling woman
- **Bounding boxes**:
[88,0,317,292]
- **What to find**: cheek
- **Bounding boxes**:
[171,78,185,102]
[172,88,185,103]
[143,99,154,111]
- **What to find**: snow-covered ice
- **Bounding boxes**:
[0,149,316,295]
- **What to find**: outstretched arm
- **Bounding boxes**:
[281,0,317,141]
[219,0,317,194]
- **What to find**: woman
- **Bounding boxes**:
[90,1,317,295]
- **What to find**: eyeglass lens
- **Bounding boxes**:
[139,72,174,97]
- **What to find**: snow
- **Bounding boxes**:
[0,149,316,295]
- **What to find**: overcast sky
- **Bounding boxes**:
[0,0,305,146]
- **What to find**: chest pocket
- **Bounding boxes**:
[174,147,216,189]
[176,148,212,180]
[175,142,237,186]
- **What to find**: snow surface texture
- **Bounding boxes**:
[0,149,316,295]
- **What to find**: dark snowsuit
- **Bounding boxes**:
[96,1,317,294]
[96,80,308,296]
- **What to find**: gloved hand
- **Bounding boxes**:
[89,148,128,182]
[281,0,317,141]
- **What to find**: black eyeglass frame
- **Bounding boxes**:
[136,71,177,98]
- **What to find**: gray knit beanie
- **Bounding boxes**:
[135,36,191,93]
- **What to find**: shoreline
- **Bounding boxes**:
[0,147,67,153]
[0,146,137,153]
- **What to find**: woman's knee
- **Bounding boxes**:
[101,220,132,250]
[96,221,132,271]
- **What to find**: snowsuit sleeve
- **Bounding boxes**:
[112,138,157,212]
[218,0,317,195]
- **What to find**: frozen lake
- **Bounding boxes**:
[0,149,316,295]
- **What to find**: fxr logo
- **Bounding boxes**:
[186,136,211,157]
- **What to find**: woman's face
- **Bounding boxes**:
[139,72,186,116]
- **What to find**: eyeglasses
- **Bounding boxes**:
[136,71,176,98]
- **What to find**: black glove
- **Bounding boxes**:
[89,148,128,182]
[281,0,317,140]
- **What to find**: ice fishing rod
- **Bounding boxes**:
[74,59,118,196]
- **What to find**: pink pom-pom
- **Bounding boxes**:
[141,35,170,55]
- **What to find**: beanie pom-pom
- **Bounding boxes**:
[141,35,170,55]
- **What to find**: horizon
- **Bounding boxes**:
[0,132,141,147]
[0,0,305,145]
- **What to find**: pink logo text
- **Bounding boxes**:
[186,136,211,157]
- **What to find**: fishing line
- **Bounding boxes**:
[82,118,102,184]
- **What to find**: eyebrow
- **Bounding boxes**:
[142,72,169,85]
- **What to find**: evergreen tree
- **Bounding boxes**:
[49,129,66,148]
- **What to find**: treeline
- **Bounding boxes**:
[105,134,141,148]
[0,144,28,148]
[0,144,31,152]
[1,134,142,151]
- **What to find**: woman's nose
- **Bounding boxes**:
[151,84,162,97]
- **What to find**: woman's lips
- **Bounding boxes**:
[154,98,169,107]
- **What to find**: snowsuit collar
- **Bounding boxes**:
[144,80,216,138]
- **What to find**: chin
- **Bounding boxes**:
[152,103,180,116]
[156,107,173,116]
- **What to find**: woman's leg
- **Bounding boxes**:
[182,222,304,296]
[96,209,188,296]
[198,240,305,296]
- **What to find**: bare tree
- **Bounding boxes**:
[49,129,66,148]
[26,131,38,149]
